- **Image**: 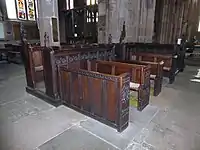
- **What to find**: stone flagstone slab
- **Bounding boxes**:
[0,76,26,105]
[129,105,159,127]
[0,94,55,126]
[0,106,87,150]
[38,126,118,150]
[80,118,140,150]
[80,105,158,150]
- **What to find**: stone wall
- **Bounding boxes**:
[98,0,156,44]
[37,0,60,46]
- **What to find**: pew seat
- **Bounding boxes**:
[35,66,43,72]
[116,60,164,96]
[130,82,140,90]
[89,60,151,111]
[130,52,175,83]
[150,74,156,79]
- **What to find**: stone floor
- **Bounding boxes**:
[0,63,200,150]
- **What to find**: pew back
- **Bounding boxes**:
[116,60,164,78]
[91,60,150,87]
[42,47,115,100]
[60,67,130,132]
[131,52,172,71]
[88,60,151,111]
[115,60,164,96]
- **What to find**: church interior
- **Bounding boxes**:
[1,0,200,149]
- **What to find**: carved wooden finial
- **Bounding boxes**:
[108,34,112,44]
[119,21,126,43]
[44,32,49,47]
[44,32,47,47]
[20,22,27,43]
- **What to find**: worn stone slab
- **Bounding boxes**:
[129,105,159,127]
[192,133,200,150]
[79,105,158,149]
[80,118,140,149]
[152,108,200,134]
[0,94,54,126]
[126,143,144,150]
[134,121,195,150]
[126,141,156,150]
[0,76,26,105]
[0,106,87,150]
[38,126,118,150]
[0,64,25,81]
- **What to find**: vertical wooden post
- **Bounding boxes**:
[42,47,59,100]
[20,23,35,89]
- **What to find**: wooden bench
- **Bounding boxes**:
[116,60,164,96]
[87,60,151,111]
[125,43,185,73]
[59,67,130,132]
[130,52,175,84]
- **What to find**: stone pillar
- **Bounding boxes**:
[98,0,135,43]
[98,0,156,44]
[98,0,108,43]
[37,0,60,47]
[58,0,66,43]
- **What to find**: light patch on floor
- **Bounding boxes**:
[190,79,200,83]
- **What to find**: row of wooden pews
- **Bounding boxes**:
[116,43,185,84]
[22,42,185,132]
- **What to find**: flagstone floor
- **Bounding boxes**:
[0,62,200,150]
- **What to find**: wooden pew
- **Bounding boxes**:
[59,67,130,132]
[42,47,115,102]
[21,44,45,90]
[130,52,175,84]
[28,46,44,86]
[88,60,151,111]
[116,60,164,96]
[125,43,185,73]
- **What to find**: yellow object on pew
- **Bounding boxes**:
[129,87,153,108]
[129,93,138,108]
[150,87,154,96]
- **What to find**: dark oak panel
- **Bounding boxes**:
[90,60,150,111]
[42,46,115,101]
[60,67,130,132]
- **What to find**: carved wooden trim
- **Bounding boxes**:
[61,67,120,82]
[55,49,114,65]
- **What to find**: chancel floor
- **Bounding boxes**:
[0,62,200,150]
